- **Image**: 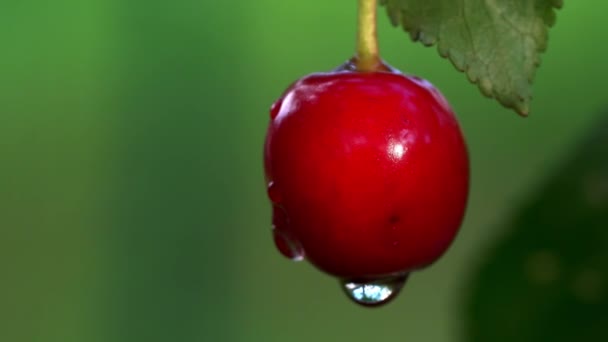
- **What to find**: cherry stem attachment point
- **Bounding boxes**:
[356,0,380,72]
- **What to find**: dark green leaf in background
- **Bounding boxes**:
[381,0,563,115]
[465,109,608,342]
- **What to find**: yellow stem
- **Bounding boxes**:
[356,0,380,72]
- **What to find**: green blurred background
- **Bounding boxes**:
[0,1,605,341]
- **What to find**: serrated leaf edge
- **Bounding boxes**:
[381,0,563,116]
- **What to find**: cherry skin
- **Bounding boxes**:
[264,63,469,282]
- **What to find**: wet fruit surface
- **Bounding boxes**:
[264,64,469,305]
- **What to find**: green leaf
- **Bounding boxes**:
[464,110,608,341]
[380,0,563,115]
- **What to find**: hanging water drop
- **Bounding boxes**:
[341,274,409,307]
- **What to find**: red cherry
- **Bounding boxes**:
[264,63,469,305]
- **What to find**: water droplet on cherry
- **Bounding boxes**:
[267,181,282,204]
[271,205,303,261]
[270,100,282,119]
[340,274,409,307]
[272,229,304,261]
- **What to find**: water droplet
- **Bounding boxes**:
[271,206,303,261]
[270,99,282,119]
[272,204,287,227]
[267,181,282,204]
[341,274,409,307]
[272,229,304,261]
